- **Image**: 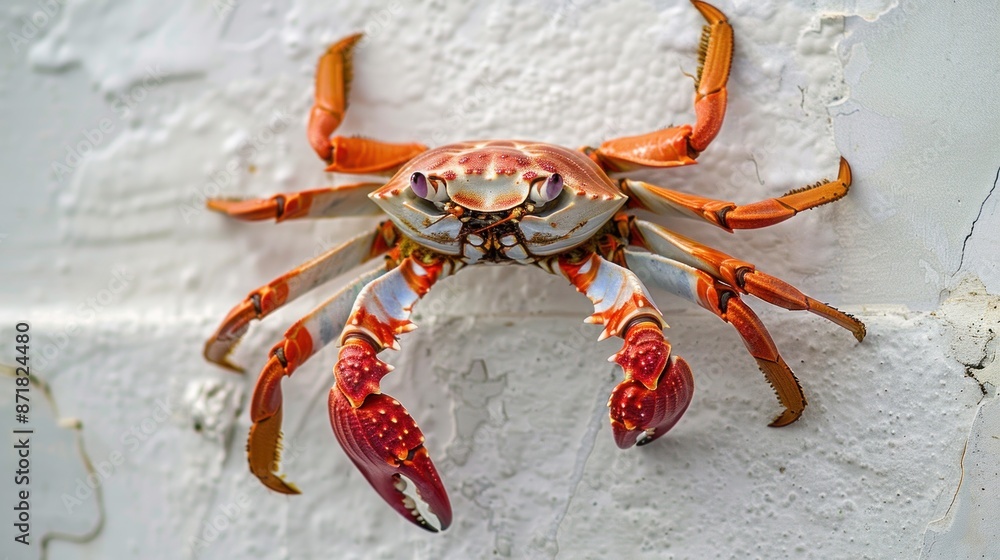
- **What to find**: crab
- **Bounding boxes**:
[203,1,866,531]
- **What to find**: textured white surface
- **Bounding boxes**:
[0,0,997,559]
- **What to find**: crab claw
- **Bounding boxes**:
[329,341,452,531]
[609,324,695,448]
[329,388,452,531]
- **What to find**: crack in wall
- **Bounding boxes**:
[963,330,997,399]
[922,439,967,542]
[1,365,106,559]
[956,166,1000,275]
[920,398,1000,559]
[937,276,1000,395]
[542,371,615,558]
[922,277,1000,557]
[445,360,507,467]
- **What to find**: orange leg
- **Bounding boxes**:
[623,248,807,426]
[627,217,865,341]
[307,33,427,174]
[622,158,853,231]
[244,266,388,494]
[206,183,385,222]
[587,1,732,172]
[203,223,398,370]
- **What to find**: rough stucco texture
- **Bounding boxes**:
[0,0,997,559]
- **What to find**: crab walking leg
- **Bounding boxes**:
[323,137,429,175]
[555,252,696,449]
[204,223,397,370]
[629,217,866,341]
[307,33,427,173]
[328,255,454,531]
[242,266,389,494]
[587,1,732,171]
[206,183,386,223]
[623,248,807,427]
[622,158,853,231]
[307,32,359,159]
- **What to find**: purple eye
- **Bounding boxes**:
[545,174,563,198]
[410,172,428,198]
[532,173,563,204]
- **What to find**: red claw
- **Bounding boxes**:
[609,324,695,448]
[329,388,452,531]
[330,339,452,530]
[610,356,694,448]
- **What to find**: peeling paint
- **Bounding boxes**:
[919,277,1000,558]
[921,398,1000,559]
[937,277,1000,395]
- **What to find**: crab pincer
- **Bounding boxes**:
[330,338,452,531]
[558,253,697,447]
[608,323,695,448]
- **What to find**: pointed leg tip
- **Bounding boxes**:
[332,32,364,52]
[206,197,254,215]
[768,408,803,428]
[204,351,245,373]
[219,360,246,374]
[256,473,302,495]
[838,157,853,185]
[205,197,279,221]
[205,198,230,213]
[830,306,866,342]
[847,312,867,342]
[853,323,867,343]
[247,410,299,494]
[691,0,727,23]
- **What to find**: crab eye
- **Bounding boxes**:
[531,173,563,204]
[410,172,449,203]
[410,172,429,198]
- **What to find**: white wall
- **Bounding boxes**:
[1,0,997,558]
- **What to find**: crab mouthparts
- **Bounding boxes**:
[466,206,529,236]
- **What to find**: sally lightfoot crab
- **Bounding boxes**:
[204,1,865,531]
